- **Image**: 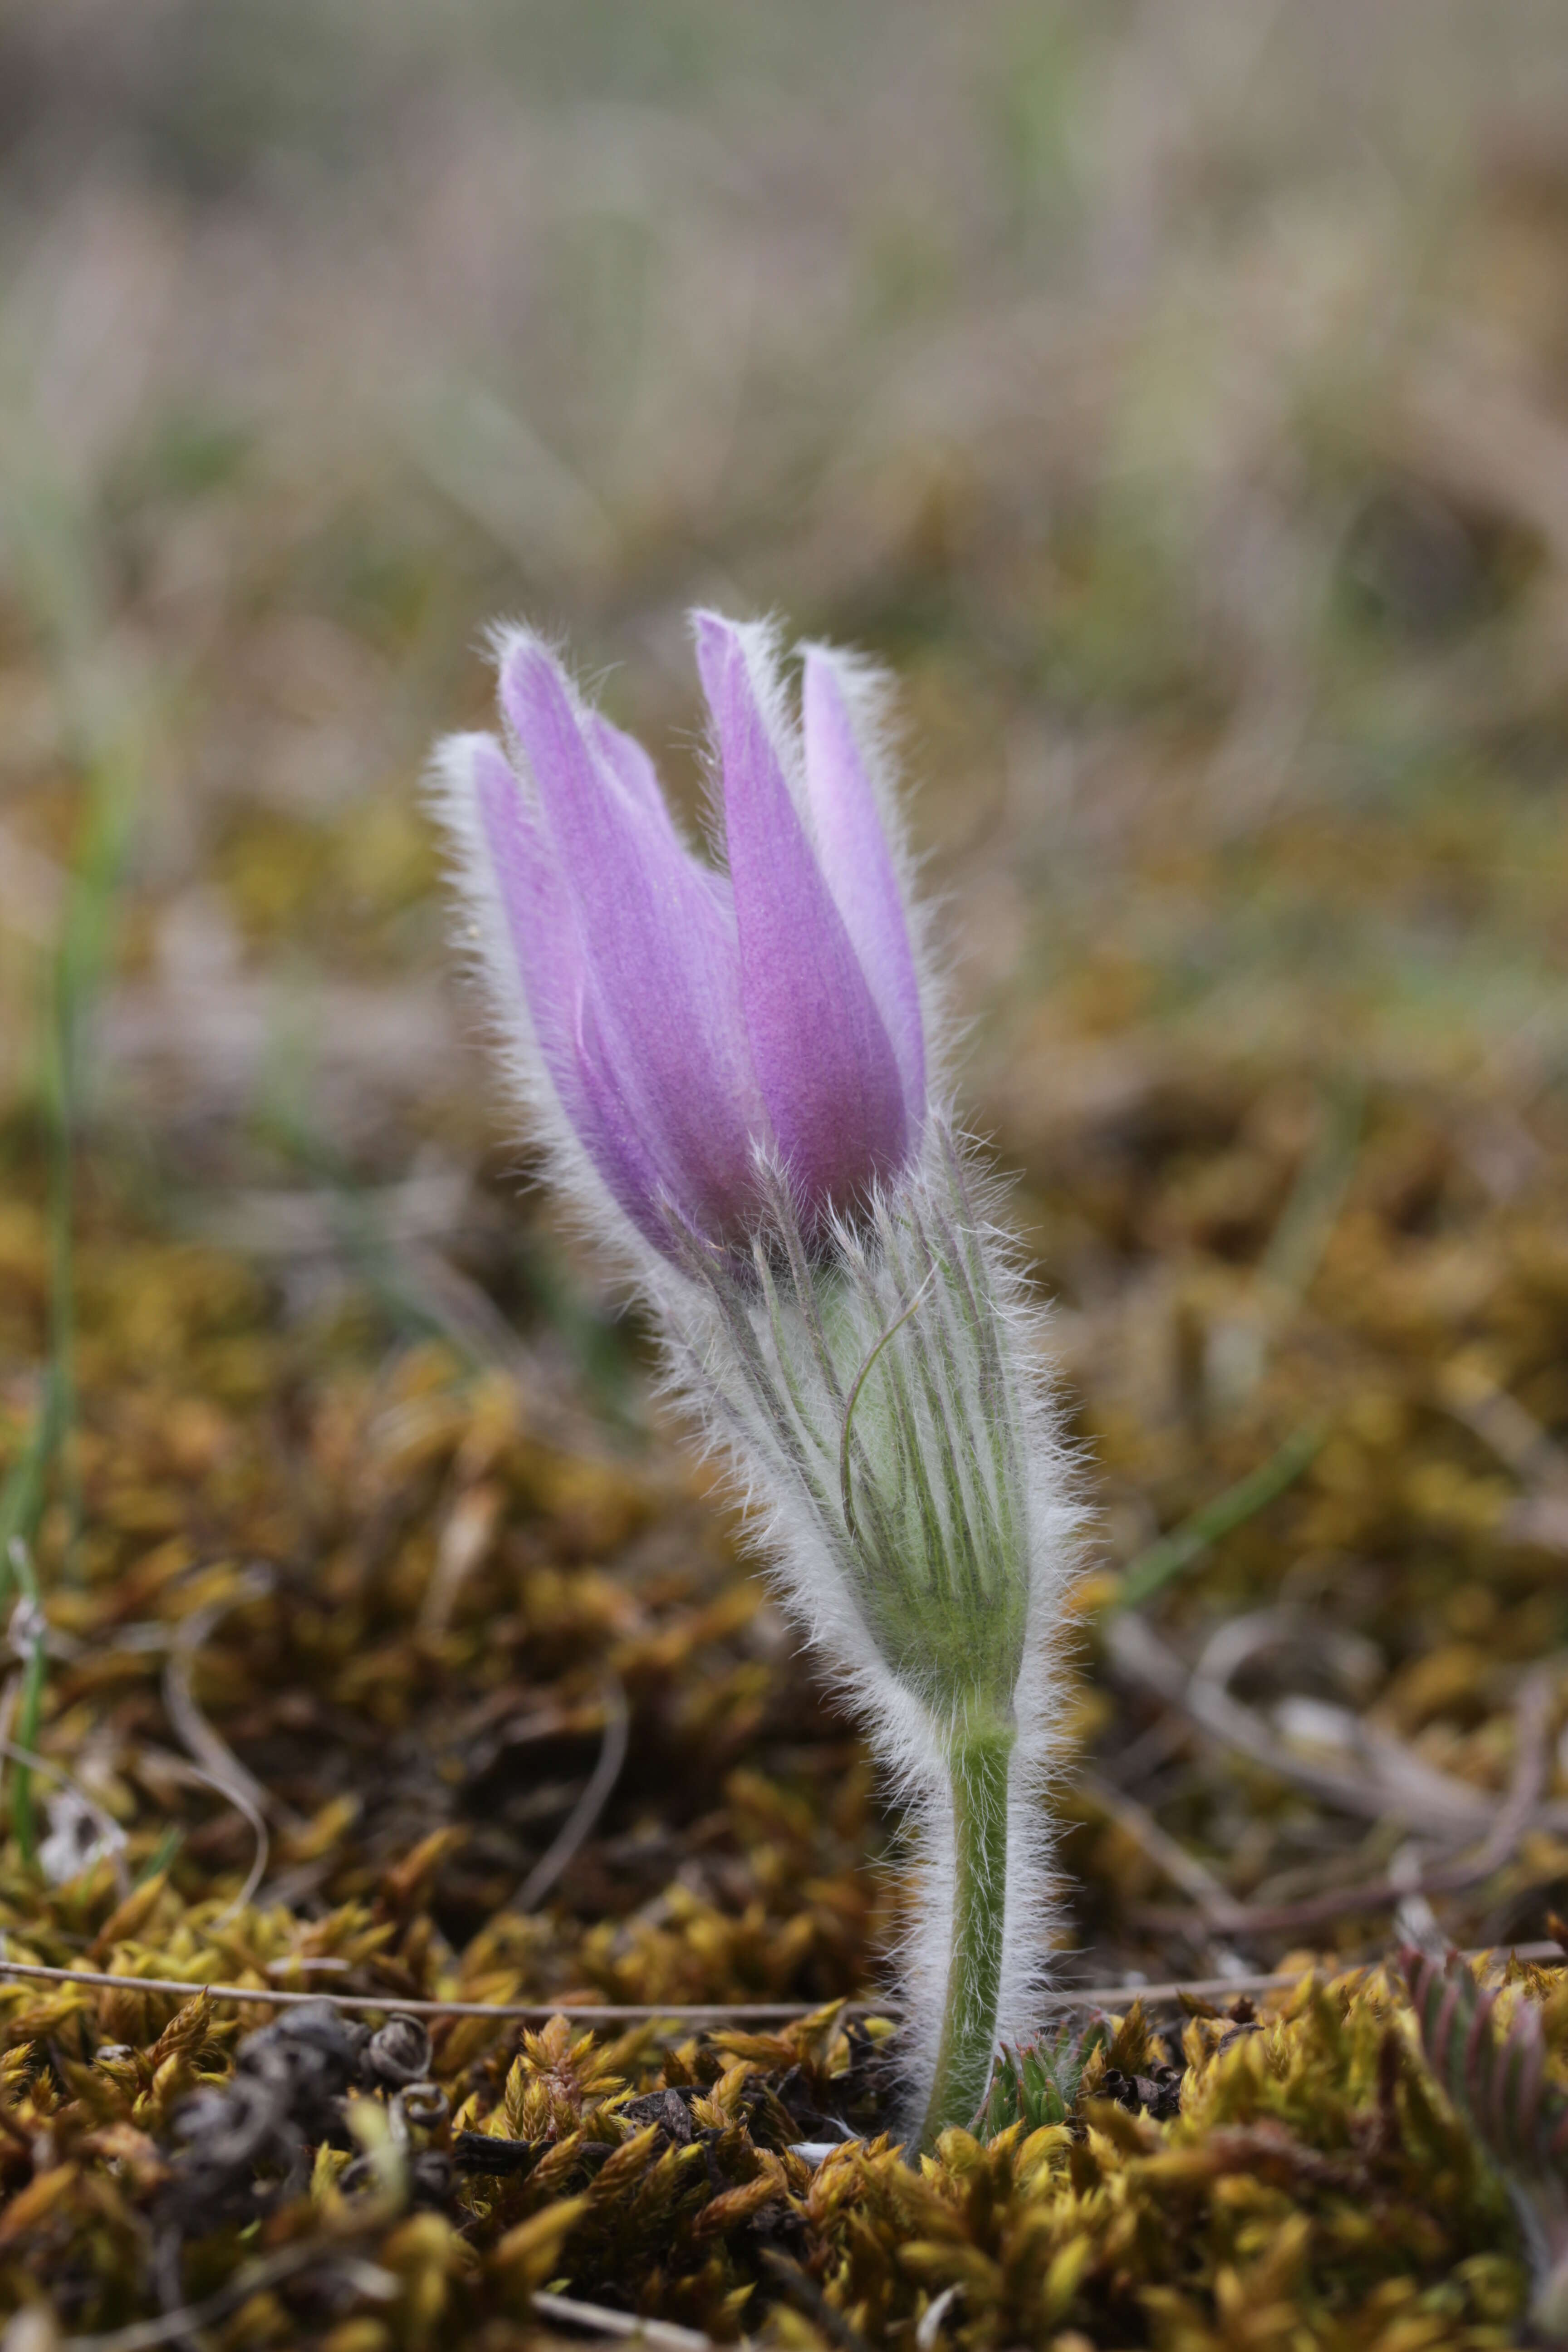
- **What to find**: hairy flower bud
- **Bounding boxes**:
[430,614,1078,2146]
[435,614,924,1258]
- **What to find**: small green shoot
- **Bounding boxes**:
[975,2017,1109,2139]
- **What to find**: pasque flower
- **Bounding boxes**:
[441,615,924,1256]
[431,614,1077,2148]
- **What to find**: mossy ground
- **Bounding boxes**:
[3,4,1568,2342]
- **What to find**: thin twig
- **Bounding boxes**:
[0,1944,1556,2024]
[530,2291,715,2351]
[1432,1665,1555,1886]
[1191,1606,1379,1705]
[137,1746,270,1932]
[512,1680,630,1914]
[1036,1942,1561,2011]
[50,2243,392,2352]
[1439,1359,1568,1493]
[1107,1609,1504,1838]
[0,1961,878,2022]
[1077,1769,1237,1925]
[161,1573,288,1826]
[1135,1666,1558,1940]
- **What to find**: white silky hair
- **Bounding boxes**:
[426,619,1083,2130]
[652,1129,1082,2127]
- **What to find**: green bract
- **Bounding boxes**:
[662,1118,1077,2146]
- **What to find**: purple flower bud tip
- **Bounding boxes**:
[439,616,927,1260]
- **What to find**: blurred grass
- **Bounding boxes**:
[0,0,1565,1967]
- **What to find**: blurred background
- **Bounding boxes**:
[2,0,1568,1992]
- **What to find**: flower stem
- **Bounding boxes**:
[919,1715,1015,2149]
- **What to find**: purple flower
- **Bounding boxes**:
[438,614,926,1259]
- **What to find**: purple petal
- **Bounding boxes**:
[801,647,926,1130]
[499,633,769,1239]
[586,711,675,832]
[462,733,670,1244]
[694,613,909,1220]
[585,708,741,958]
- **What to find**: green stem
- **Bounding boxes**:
[920,1716,1015,2150]
[46,950,80,1583]
[6,1543,48,1865]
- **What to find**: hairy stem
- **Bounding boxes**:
[920,1716,1015,2149]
